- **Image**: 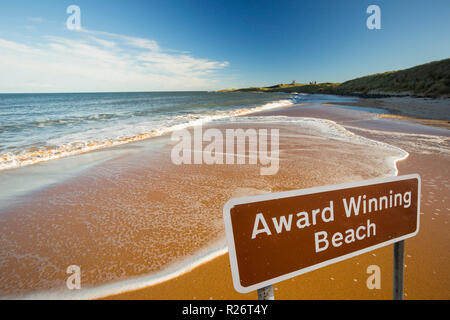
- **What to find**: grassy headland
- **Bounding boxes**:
[220,58,450,98]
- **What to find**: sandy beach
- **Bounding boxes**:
[1,0,449,307]
[0,96,448,300]
[104,99,450,300]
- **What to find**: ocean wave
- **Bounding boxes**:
[0,113,125,133]
[0,99,294,171]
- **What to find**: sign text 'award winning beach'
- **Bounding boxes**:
[223,174,421,293]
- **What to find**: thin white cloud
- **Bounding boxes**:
[0,29,229,92]
[27,17,45,23]
[79,28,162,52]
[88,36,116,48]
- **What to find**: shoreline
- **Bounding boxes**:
[18,244,229,300]
[104,99,449,300]
[1,95,448,299]
[0,97,297,173]
[1,93,447,174]
[9,110,407,300]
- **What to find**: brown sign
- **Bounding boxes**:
[223,174,421,293]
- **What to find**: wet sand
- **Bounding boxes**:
[106,103,449,300]
[326,96,450,124]
[0,100,448,300]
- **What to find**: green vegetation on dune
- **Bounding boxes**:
[337,58,450,96]
[218,82,340,94]
[221,58,450,97]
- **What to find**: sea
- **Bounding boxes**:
[0,91,301,171]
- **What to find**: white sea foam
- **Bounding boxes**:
[0,99,294,172]
[15,241,229,300]
[218,115,409,176]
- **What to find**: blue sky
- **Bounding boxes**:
[0,0,449,92]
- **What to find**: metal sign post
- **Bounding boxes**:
[256,240,407,300]
[393,240,405,300]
